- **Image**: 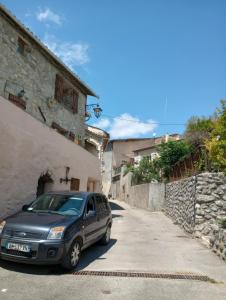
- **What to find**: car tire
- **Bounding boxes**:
[61,239,81,270]
[99,224,111,245]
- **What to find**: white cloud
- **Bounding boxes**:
[36,8,62,25]
[93,118,111,129]
[44,34,89,68]
[93,113,157,139]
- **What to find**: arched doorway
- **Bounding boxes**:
[36,172,53,197]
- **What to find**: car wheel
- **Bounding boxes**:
[100,225,111,245]
[61,239,81,270]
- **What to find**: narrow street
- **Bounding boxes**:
[0,200,226,300]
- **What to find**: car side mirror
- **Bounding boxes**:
[22,204,30,211]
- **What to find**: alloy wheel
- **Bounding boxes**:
[70,242,80,267]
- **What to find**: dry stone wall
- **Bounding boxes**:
[211,228,226,261]
[165,172,226,261]
[195,173,226,260]
[165,176,196,233]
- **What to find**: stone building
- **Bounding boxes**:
[0,4,98,143]
[85,125,109,162]
[0,5,102,219]
[85,125,110,191]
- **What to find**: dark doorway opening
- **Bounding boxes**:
[36,172,53,197]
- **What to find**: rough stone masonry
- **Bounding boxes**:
[0,8,87,141]
[165,172,226,261]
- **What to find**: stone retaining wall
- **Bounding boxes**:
[165,176,196,233]
[194,173,226,241]
[211,228,226,261]
[165,172,226,261]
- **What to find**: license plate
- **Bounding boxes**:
[6,242,30,253]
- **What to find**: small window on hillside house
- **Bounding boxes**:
[17,37,27,55]
[54,74,79,114]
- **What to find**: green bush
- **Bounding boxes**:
[131,157,160,185]
[184,116,214,146]
[158,140,193,179]
[205,100,226,174]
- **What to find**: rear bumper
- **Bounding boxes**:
[0,236,66,265]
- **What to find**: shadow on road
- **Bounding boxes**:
[76,238,117,271]
[109,201,125,210]
[0,238,117,275]
[112,213,123,219]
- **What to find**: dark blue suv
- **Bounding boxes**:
[0,192,112,270]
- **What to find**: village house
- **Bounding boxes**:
[85,125,109,164]
[133,134,180,164]
[0,5,104,219]
[85,125,110,190]
[102,134,180,198]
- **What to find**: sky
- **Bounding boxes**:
[1,0,226,139]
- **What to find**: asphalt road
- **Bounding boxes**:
[0,200,226,300]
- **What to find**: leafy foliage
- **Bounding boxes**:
[184,116,214,146]
[130,157,160,185]
[205,100,226,174]
[124,101,225,185]
[158,141,193,179]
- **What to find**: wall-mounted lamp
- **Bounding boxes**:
[60,166,71,184]
[85,104,103,121]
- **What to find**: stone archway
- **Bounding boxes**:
[36,171,53,197]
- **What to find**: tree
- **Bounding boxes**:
[130,157,160,185]
[158,140,192,179]
[205,100,226,173]
[184,116,214,146]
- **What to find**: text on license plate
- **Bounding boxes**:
[7,242,30,253]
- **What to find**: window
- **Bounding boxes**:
[96,195,108,212]
[70,178,80,191]
[95,195,103,212]
[86,197,95,214]
[28,193,85,216]
[17,37,28,55]
[102,195,109,211]
[54,74,79,114]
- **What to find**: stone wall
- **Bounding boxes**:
[165,172,226,261]
[165,176,196,233]
[211,228,226,261]
[194,173,226,248]
[0,12,87,141]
